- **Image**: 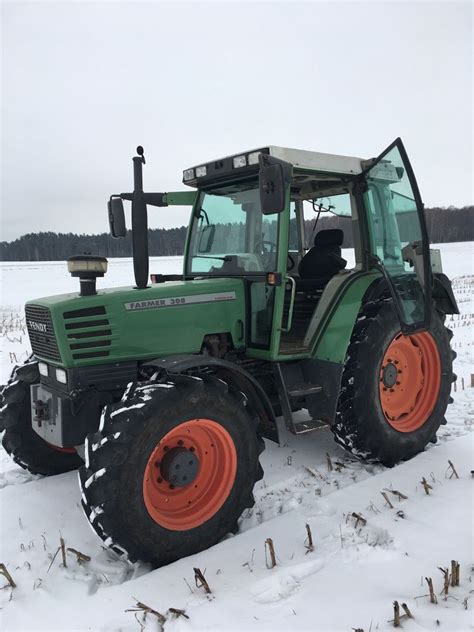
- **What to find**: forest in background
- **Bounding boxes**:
[0,206,472,261]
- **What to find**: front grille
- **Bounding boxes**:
[63,305,112,360]
[25,304,62,362]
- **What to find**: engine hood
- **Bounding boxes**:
[25,277,246,367]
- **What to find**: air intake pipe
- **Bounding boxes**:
[67,255,108,296]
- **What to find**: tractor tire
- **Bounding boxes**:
[79,374,265,567]
[0,358,83,476]
[333,299,455,467]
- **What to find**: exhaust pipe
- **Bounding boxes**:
[131,146,149,290]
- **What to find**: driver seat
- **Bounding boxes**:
[297,229,347,290]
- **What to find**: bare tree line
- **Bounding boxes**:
[0,206,472,261]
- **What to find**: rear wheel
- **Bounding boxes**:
[0,359,83,475]
[79,374,264,566]
[333,300,455,466]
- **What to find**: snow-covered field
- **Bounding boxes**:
[0,243,472,632]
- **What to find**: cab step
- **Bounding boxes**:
[293,419,328,434]
[273,363,328,438]
[287,383,323,398]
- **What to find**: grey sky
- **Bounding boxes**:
[1,1,472,242]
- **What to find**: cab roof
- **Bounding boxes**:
[265,146,364,176]
[183,145,365,187]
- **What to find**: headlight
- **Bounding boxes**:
[38,362,49,377]
[183,168,195,181]
[195,165,207,178]
[233,155,247,168]
[55,368,67,384]
[248,152,260,165]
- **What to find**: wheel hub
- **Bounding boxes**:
[160,447,199,488]
[379,331,441,433]
[143,418,237,531]
[382,362,398,388]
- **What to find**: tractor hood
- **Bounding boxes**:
[25,278,246,368]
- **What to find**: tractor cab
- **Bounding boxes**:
[180,140,434,359]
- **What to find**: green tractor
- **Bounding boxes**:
[1,139,457,566]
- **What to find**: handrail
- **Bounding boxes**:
[281,276,296,333]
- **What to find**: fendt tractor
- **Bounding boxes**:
[1,139,458,566]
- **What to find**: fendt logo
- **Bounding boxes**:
[28,320,48,333]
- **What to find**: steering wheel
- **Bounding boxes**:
[287,253,295,271]
[255,239,277,255]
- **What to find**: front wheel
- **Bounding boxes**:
[79,374,265,567]
[333,300,455,466]
[0,359,83,475]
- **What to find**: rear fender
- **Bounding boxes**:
[362,274,459,315]
[432,273,459,315]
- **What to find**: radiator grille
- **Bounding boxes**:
[25,304,62,362]
[63,306,112,360]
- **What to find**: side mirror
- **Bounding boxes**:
[198,224,216,253]
[259,154,292,215]
[108,196,126,238]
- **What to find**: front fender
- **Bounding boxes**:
[144,355,278,442]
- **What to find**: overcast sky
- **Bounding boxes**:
[1,1,472,241]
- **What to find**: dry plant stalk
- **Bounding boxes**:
[401,603,413,618]
[386,489,408,501]
[351,512,367,528]
[0,563,16,588]
[60,537,67,568]
[193,567,212,594]
[450,560,460,586]
[126,599,166,625]
[305,523,314,552]
[67,548,91,564]
[168,607,189,619]
[438,567,450,597]
[326,452,333,472]
[393,601,400,627]
[447,460,459,479]
[305,466,325,480]
[381,491,394,509]
[425,577,438,604]
[420,477,433,495]
[265,537,277,568]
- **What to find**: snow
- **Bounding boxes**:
[0,243,473,631]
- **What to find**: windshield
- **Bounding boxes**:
[187,182,279,276]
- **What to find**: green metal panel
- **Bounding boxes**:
[312,273,380,363]
[27,278,246,368]
[163,191,198,206]
[267,187,292,358]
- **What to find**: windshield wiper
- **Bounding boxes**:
[194,255,233,262]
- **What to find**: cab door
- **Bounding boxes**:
[360,137,432,332]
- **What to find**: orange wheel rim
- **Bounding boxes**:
[44,440,76,454]
[143,419,237,531]
[379,331,441,433]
